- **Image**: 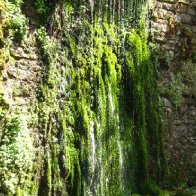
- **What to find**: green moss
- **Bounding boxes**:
[47,151,52,193]
[16,187,22,196]
[0,1,167,195]
[35,0,55,24]
[0,116,35,195]
[67,35,76,57]
[0,49,6,71]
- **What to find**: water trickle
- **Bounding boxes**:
[88,2,97,194]
[98,0,102,24]
[109,0,112,24]
[90,120,96,183]
[59,66,66,95]
[106,0,108,21]
[112,0,115,24]
[117,0,121,28]
[117,131,124,191]
[109,86,114,115]
[121,0,125,30]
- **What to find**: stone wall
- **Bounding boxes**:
[151,0,196,58]
[2,36,40,114]
[150,0,196,188]
[0,31,42,145]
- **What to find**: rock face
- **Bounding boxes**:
[151,0,196,56]
[151,0,196,187]
[0,1,165,195]
[0,0,195,194]
[2,37,40,114]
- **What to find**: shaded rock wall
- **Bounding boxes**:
[150,0,196,187]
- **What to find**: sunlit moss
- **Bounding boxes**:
[0,0,166,195]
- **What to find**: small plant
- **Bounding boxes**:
[159,74,185,108]
[0,115,35,194]
[8,0,23,7]
[35,0,53,24]
[167,75,184,108]
[4,1,28,43]
[35,0,48,15]
[7,16,27,43]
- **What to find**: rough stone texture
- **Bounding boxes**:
[163,97,196,186]
[2,33,41,116]
[151,0,196,188]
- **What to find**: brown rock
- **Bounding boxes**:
[156,18,169,24]
[156,8,174,19]
[176,3,189,13]
[191,37,196,44]
[174,13,182,23]
[187,8,196,15]
[192,26,196,33]
[151,21,170,32]
[162,2,175,11]
[155,1,163,8]
[158,0,177,4]
[155,35,166,43]
[190,1,196,7]
[177,0,190,5]
[180,13,192,23]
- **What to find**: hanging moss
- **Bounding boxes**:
[0,0,166,195]
[35,15,165,195]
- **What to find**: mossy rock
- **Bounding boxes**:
[174,192,196,196]
[158,0,177,3]
[0,0,5,11]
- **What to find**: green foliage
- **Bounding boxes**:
[46,151,52,192]
[35,0,54,24]
[159,61,195,108]
[8,0,23,6]
[35,0,48,15]
[0,1,167,195]
[124,28,149,194]
[167,75,184,108]
[146,180,163,196]
[56,17,164,196]
[4,1,27,43]
[36,27,51,56]
[0,115,35,195]
[36,27,60,87]
[7,16,27,43]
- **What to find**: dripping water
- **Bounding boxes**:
[90,0,94,109]
[121,0,125,31]
[112,0,115,24]
[105,0,108,21]
[99,0,103,24]
[90,120,96,178]
[109,85,115,115]
[88,1,97,195]
[109,0,112,24]
[117,113,125,193]
[117,1,127,194]
[117,0,121,28]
